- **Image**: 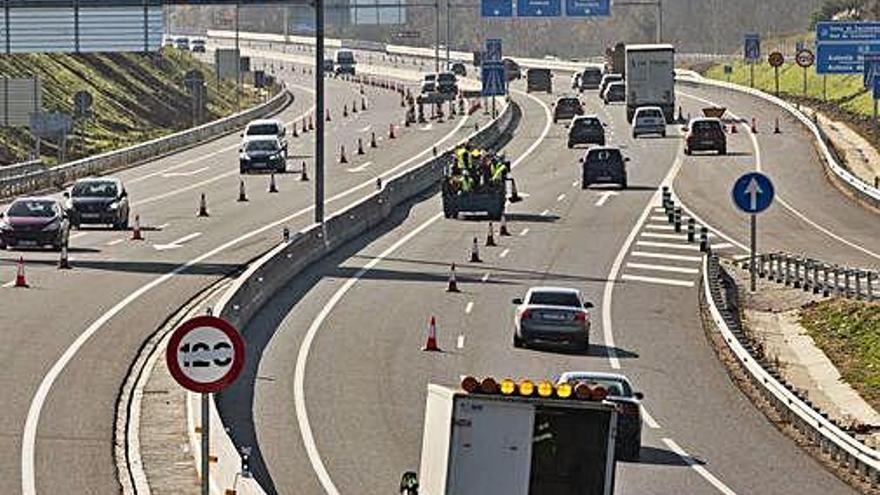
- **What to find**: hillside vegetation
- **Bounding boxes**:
[0,48,257,165]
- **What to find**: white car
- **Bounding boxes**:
[632,106,667,138]
[421,73,438,94]
[242,119,288,158]
[512,287,593,351]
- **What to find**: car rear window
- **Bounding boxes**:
[638,109,662,119]
[528,291,581,307]
[247,124,280,136]
[574,118,600,128]
[587,149,622,162]
[693,121,722,132]
[72,181,117,198]
[558,99,580,110]
[565,377,632,397]
[9,200,56,217]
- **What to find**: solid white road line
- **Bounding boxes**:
[499,248,510,258]
[641,406,661,429]
[626,262,699,275]
[594,190,619,207]
[346,161,373,173]
[457,334,465,349]
[21,110,475,495]
[636,240,701,251]
[643,224,675,231]
[556,193,566,202]
[662,438,739,495]
[631,251,703,263]
[519,228,530,236]
[649,215,669,221]
[290,88,553,495]
[465,301,474,314]
[601,146,686,370]
[621,273,695,288]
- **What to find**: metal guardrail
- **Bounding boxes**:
[0,85,292,201]
[703,254,880,487]
[738,252,878,301]
[0,159,43,180]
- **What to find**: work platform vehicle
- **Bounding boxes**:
[441,154,521,220]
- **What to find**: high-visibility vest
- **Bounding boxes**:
[455,149,466,169]
[491,162,507,181]
[461,175,474,192]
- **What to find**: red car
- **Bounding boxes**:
[0,197,70,250]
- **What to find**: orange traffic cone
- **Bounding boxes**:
[352,100,358,113]
[470,237,482,263]
[131,214,144,240]
[292,122,299,137]
[400,93,406,107]
[14,256,27,287]
[774,117,781,134]
[268,173,279,193]
[238,179,248,202]
[198,193,209,217]
[300,161,309,181]
[447,263,460,293]
[486,222,497,247]
[361,98,367,111]
[343,104,349,117]
[357,138,365,155]
[370,132,377,148]
[730,122,738,134]
[751,117,758,133]
[389,123,396,139]
[423,316,441,351]
[499,214,511,236]
[58,245,71,270]
[326,109,332,122]
[340,145,348,164]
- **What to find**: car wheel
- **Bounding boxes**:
[119,215,129,230]
[553,117,558,124]
[719,146,727,155]
[621,177,628,190]
[661,130,667,138]
[684,148,692,156]
[581,180,589,190]
[567,142,573,149]
[513,333,525,348]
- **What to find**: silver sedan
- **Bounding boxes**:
[512,287,593,351]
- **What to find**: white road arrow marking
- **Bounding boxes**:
[745,178,762,211]
[152,232,202,251]
[595,190,619,207]
[347,161,373,173]
[160,166,209,178]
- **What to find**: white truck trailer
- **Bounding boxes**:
[624,44,676,123]
[403,376,618,495]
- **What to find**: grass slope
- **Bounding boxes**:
[0,48,258,165]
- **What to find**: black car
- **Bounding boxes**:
[567,116,605,148]
[322,59,335,74]
[437,72,458,96]
[552,97,584,123]
[526,68,553,93]
[450,62,467,77]
[579,67,603,90]
[685,118,727,155]
[580,146,628,189]
[603,82,625,104]
[240,137,286,173]
[67,178,130,229]
[503,58,521,81]
[191,40,206,53]
[0,197,70,250]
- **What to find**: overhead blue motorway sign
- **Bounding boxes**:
[481,0,514,17]
[481,61,507,96]
[565,0,610,16]
[817,42,880,74]
[816,21,880,42]
[744,34,761,62]
[516,0,562,17]
[732,172,775,214]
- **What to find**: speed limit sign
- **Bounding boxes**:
[166,315,245,393]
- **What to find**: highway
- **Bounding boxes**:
[0,56,493,494]
[217,52,876,495]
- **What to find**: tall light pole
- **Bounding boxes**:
[434,0,440,72]
[445,0,450,68]
[235,0,241,111]
[315,0,325,224]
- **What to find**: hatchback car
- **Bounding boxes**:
[685,118,727,155]
[581,146,629,189]
[579,67,603,90]
[558,371,644,461]
[420,73,437,94]
[67,177,129,229]
[602,81,625,104]
[552,97,584,123]
[0,197,70,250]
[512,287,594,351]
[240,137,286,173]
[567,115,605,148]
[243,119,288,158]
[450,62,467,77]
[526,68,553,93]
[598,73,623,96]
[437,72,458,96]
[632,106,667,138]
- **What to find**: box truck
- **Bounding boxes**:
[624,44,675,123]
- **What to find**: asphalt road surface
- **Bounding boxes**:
[0,57,488,495]
[225,66,871,495]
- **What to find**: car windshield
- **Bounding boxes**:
[72,181,117,198]
[247,124,280,136]
[574,118,600,129]
[246,140,279,152]
[337,51,354,62]
[638,109,662,119]
[558,99,580,110]
[438,73,456,83]
[528,291,581,307]
[587,149,622,162]
[565,376,632,397]
[8,200,56,218]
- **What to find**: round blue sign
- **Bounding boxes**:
[731,172,775,214]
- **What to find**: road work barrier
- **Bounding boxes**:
[179,99,516,495]
[0,85,292,201]
[702,254,880,489]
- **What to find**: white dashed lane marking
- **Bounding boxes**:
[519,228,530,236]
[456,334,465,349]
[499,248,510,258]
[621,274,695,288]
[556,193,566,202]
[465,301,474,314]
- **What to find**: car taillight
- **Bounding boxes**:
[520,309,532,320]
[574,311,587,323]
[620,403,641,416]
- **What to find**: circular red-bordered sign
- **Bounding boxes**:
[166,315,245,393]
[768,51,785,68]
[796,49,815,68]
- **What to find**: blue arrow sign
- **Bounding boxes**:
[481,61,507,96]
[732,172,775,214]
[481,0,513,17]
[485,38,502,62]
[565,0,610,16]
[516,0,561,17]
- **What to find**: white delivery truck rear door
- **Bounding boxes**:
[447,397,534,495]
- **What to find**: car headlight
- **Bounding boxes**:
[0,221,10,231]
[42,219,61,231]
[108,202,119,210]
[240,154,251,161]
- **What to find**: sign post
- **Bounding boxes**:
[768,51,784,96]
[744,34,761,88]
[732,172,775,292]
[795,49,814,95]
[166,314,245,495]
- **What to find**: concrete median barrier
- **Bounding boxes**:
[177,99,516,495]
